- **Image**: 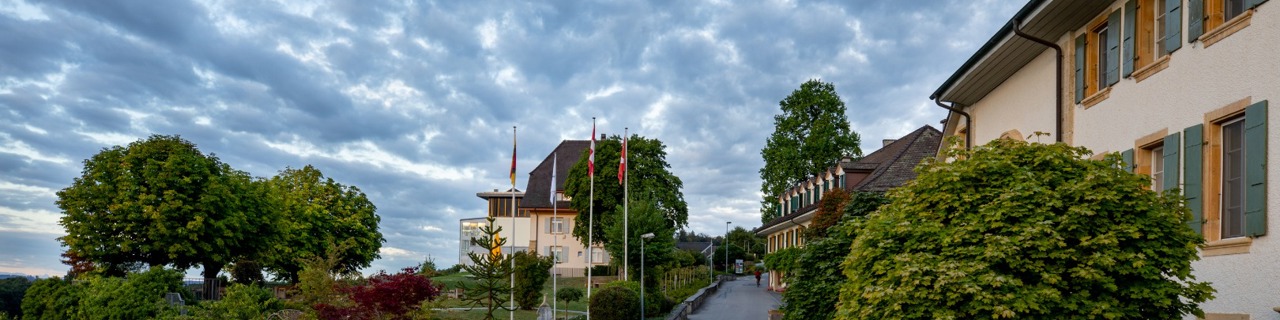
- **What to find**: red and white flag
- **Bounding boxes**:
[618,136,626,184]
[588,122,596,176]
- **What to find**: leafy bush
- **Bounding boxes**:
[20,277,81,320]
[762,247,801,274]
[600,281,667,316]
[588,285,638,320]
[835,139,1214,319]
[318,267,442,320]
[782,192,886,320]
[192,283,282,319]
[805,189,851,238]
[555,287,583,320]
[512,251,554,309]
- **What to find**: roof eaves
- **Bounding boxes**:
[930,0,1047,102]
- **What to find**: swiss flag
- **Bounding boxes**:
[618,137,626,184]
[588,123,595,176]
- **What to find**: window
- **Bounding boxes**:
[1192,0,1268,47]
[1225,0,1246,21]
[549,217,566,234]
[548,246,565,263]
[1189,99,1269,255]
[1221,118,1245,238]
[591,249,605,263]
[1075,10,1121,104]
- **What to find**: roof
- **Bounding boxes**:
[931,0,1113,106]
[521,140,590,209]
[675,241,714,254]
[754,125,942,235]
[475,188,522,199]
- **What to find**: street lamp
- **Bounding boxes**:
[640,232,655,320]
[725,221,731,276]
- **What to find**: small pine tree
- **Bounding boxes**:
[461,217,514,320]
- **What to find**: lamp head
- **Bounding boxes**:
[641,233,655,239]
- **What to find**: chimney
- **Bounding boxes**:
[883,139,897,148]
[600,134,606,140]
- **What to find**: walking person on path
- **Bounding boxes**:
[754,270,761,287]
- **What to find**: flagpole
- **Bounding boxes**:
[510,126,516,320]
[587,117,595,320]
[623,127,629,282]
[551,152,558,317]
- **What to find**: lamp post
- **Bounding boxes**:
[725,221,731,276]
[640,232,655,320]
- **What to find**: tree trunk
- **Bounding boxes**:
[203,262,223,300]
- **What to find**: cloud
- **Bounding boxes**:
[0,0,1020,275]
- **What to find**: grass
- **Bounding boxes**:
[429,273,593,320]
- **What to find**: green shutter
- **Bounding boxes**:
[1075,34,1087,103]
[1163,133,1182,191]
[1165,0,1183,53]
[1245,100,1268,237]
[1123,0,1137,78]
[1122,149,1135,173]
[1107,10,1122,86]
[1185,124,1204,236]
[1246,0,1270,9]
[1188,0,1205,42]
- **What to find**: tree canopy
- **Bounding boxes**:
[835,139,1213,319]
[263,165,384,283]
[603,199,675,287]
[565,134,687,247]
[758,80,861,223]
[56,135,274,279]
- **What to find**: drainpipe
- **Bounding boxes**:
[1010,18,1064,143]
[933,98,972,150]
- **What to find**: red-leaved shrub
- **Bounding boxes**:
[316,267,442,319]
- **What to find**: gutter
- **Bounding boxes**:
[933,98,972,150]
[1010,18,1064,143]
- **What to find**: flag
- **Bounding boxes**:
[492,232,502,257]
[550,154,557,202]
[510,130,517,186]
[588,122,596,176]
[618,136,627,184]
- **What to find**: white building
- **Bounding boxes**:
[933,0,1276,318]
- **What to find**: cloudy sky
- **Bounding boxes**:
[0,0,1021,276]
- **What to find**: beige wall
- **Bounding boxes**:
[528,211,609,275]
[967,47,1060,143]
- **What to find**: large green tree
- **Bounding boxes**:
[565,135,687,247]
[780,191,886,320]
[758,80,861,223]
[262,165,384,283]
[603,199,675,288]
[835,139,1213,319]
[56,135,274,284]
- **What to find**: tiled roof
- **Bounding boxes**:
[521,140,590,209]
[754,125,942,234]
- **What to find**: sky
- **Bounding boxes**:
[0,0,1022,277]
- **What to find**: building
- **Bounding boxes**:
[459,188,531,266]
[931,0,1275,317]
[754,125,941,291]
[520,140,611,277]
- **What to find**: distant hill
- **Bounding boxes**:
[0,273,37,281]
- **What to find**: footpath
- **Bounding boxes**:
[687,273,782,320]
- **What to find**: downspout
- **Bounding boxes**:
[1010,18,1064,143]
[933,98,972,150]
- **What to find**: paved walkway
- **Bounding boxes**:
[688,273,782,320]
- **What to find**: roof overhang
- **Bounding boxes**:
[754,209,817,236]
[931,0,1113,106]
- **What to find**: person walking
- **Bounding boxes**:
[754,270,761,287]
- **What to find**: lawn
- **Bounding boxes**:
[429,273,592,320]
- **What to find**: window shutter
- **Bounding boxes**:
[1185,124,1204,236]
[1075,34,1087,103]
[1107,10,1122,86]
[1123,0,1137,78]
[1163,132,1182,191]
[1244,100,1268,237]
[1165,0,1183,53]
[546,218,551,233]
[1122,149,1135,173]
[1188,0,1205,42]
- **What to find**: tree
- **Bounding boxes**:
[781,192,886,320]
[588,284,639,320]
[555,287,583,320]
[511,252,554,310]
[603,199,675,288]
[0,276,32,317]
[759,80,862,223]
[806,189,852,239]
[461,217,514,320]
[56,135,275,288]
[263,165,384,283]
[835,139,1214,319]
[565,135,687,247]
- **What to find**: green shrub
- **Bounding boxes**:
[76,267,188,319]
[762,247,801,274]
[512,251,554,309]
[192,283,282,319]
[781,192,886,320]
[20,277,81,320]
[835,139,1214,319]
[0,277,32,317]
[600,281,667,316]
[588,285,638,320]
